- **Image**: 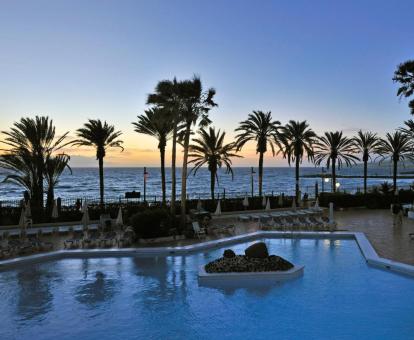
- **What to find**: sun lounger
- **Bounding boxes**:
[0,242,13,258]
[28,233,53,251]
[41,227,54,235]
[250,214,262,222]
[8,239,33,255]
[270,217,285,230]
[58,226,70,234]
[88,224,99,231]
[298,216,311,230]
[306,216,324,230]
[192,221,206,239]
[118,228,135,247]
[64,231,84,249]
[8,229,20,237]
[99,231,117,247]
[210,224,235,235]
[282,216,294,229]
[82,230,101,248]
[238,215,250,222]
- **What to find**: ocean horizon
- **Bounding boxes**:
[1,165,412,202]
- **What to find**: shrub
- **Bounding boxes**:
[319,190,414,209]
[130,208,178,239]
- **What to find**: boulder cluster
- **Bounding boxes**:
[205,242,294,273]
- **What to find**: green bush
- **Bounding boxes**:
[319,190,414,209]
[130,208,178,239]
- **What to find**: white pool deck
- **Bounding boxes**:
[0,231,413,278]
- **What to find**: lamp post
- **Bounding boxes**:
[251,167,255,198]
[143,167,149,202]
[321,167,326,192]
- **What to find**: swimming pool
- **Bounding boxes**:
[0,238,413,339]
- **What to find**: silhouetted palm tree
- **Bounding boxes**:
[352,130,380,194]
[45,154,71,214]
[133,107,173,204]
[375,131,413,193]
[393,60,414,114]
[147,78,183,213]
[189,127,241,200]
[0,116,70,213]
[399,119,414,137]
[235,111,280,197]
[0,152,35,198]
[314,131,359,192]
[178,76,217,224]
[278,120,316,203]
[73,119,123,204]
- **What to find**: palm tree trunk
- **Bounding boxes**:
[210,170,215,201]
[98,156,104,205]
[180,124,192,226]
[160,145,166,205]
[171,125,177,214]
[332,158,336,193]
[393,159,398,193]
[363,160,368,194]
[46,186,54,217]
[258,151,264,197]
[295,157,300,204]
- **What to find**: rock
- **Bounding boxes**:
[244,242,269,259]
[204,255,294,273]
[269,255,294,271]
[223,249,236,258]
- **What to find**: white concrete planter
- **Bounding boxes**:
[408,211,414,219]
[198,265,304,286]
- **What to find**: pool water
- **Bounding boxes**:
[0,238,413,340]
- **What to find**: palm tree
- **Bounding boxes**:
[73,119,123,204]
[132,107,173,205]
[278,120,316,203]
[178,76,217,224]
[147,78,183,214]
[0,116,70,213]
[399,119,414,137]
[45,154,71,214]
[352,130,380,194]
[188,127,241,200]
[393,60,414,114]
[235,111,280,197]
[314,131,359,192]
[0,151,35,198]
[375,131,413,193]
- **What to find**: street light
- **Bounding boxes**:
[251,167,256,198]
[143,167,149,202]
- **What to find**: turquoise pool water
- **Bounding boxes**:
[0,238,413,339]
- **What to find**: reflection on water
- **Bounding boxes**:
[200,280,281,296]
[16,267,61,321]
[75,270,117,307]
[132,256,188,307]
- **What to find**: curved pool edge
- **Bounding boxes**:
[0,231,413,278]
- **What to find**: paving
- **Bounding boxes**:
[1,208,413,266]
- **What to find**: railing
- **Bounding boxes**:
[1,182,413,208]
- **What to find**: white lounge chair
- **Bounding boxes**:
[192,221,206,239]
[238,215,250,222]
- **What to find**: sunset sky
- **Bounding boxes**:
[0,0,413,167]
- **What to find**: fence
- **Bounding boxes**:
[0,182,412,208]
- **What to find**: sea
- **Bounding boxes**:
[1,164,413,203]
